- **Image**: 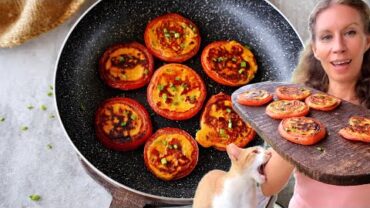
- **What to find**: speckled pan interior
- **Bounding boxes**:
[55,0,303,199]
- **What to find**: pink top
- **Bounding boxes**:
[289,171,370,208]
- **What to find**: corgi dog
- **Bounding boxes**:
[193,144,271,208]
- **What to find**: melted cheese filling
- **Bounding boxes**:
[105,48,147,81]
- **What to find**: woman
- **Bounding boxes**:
[261,0,370,207]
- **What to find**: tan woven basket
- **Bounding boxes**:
[0,0,85,48]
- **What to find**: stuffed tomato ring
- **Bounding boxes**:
[275,85,311,100]
[95,97,152,151]
[195,92,256,151]
[144,127,199,181]
[278,116,326,145]
[201,40,257,86]
[147,63,206,120]
[236,89,273,106]
[99,42,154,90]
[144,13,201,62]
[339,116,370,143]
[266,100,309,120]
[305,92,341,111]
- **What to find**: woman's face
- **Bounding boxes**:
[312,4,370,84]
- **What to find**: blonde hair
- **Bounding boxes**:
[292,0,370,108]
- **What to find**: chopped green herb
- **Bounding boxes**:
[217,57,224,62]
[240,61,247,67]
[162,140,168,146]
[29,194,41,201]
[180,43,186,49]
[143,69,149,75]
[120,121,127,127]
[219,128,227,138]
[47,91,53,97]
[164,33,171,38]
[49,85,54,90]
[27,105,34,110]
[21,126,28,131]
[118,56,125,63]
[170,85,177,91]
[130,114,137,120]
[232,58,237,62]
[174,32,180,38]
[189,95,196,102]
[316,147,324,152]
[212,58,217,62]
[173,144,178,149]
[49,114,55,119]
[238,69,245,74]
[158,84,164,91]
[244,44,251,49]
[80,104,86,111]
[226,108,232,113]
[163,28,168,33]
[181,83,187,89]
[0,117,5,122]
[40,105,47,111]
[175,77,180,81]
[161,158,167,165]
[228,119,233,129]
[162,93,168,100]
[47,144,53,149]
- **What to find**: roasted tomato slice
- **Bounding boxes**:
[196,92,256,151]
[339,116,370,143]
[201,40,257,86]
[144,13,201,62]
[278,117,326,145]
[99,42,154,90]
[144,127,199,181]
[275,85,311,100]
[95,97,152,151]
[236,89,273,106]
[147,63,206,120]
[266,100,309,119]
[305,92,341,111]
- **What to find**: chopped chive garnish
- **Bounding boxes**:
[158,84,164,91]
[21,126,28,131]
[40,105,47,111]
[29,194,41,201]
[226,108,232,113]
[47,91,53,97]
[27,105,34,110]
[161,158,167,165]
[238,69,245,74]
[228,119,233,129]
[175,77,180,81]
[217,57,224,62]
[120,121,127,126]
[0,117,5,122]
[143,69,149,75]
[118,56,125,63]
[232,58,237,62]
[162,93,167,100]
[130,114,137,120]
[47,144,53,149]
[49,85,54,90]
[49,114,55,119]
[173,144,178,149]
[174,33,180,38]
[240,61,247,67]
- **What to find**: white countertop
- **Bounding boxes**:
[0,1,315,207]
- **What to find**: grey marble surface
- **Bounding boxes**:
[0,1,315,207]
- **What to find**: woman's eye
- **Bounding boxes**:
[345,30,357,37]
[320,35,332,41]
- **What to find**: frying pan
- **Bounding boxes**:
[55,0,303,205]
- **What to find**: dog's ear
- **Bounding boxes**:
[226,143,241,162]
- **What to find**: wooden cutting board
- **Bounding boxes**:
[231,81,370,185]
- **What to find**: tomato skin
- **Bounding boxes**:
[278,117,326,145]
[99,42,154,90]
[95,97,152,151]
[147,63,207,120]
[201,40,257,86]
[144,13,201,63]
[275,86,311,100]
[265,100,310,120]
[144,127,199,181]
[236,89,273,106]
[339,128,370,143]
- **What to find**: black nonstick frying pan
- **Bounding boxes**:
[55,0,303,203]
